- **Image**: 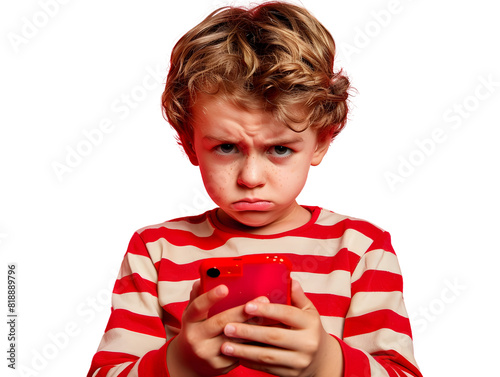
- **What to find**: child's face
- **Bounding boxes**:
[190,93,330,234]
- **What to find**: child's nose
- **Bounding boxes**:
[237,155,265,188]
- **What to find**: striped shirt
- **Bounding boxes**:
[87,206,422,376]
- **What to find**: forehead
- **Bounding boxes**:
[191,93,312,141]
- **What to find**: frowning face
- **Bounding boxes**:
[190,93,331,235]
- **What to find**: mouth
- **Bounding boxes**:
[231,199,273,211]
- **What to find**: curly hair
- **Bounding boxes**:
[162,1,351,159]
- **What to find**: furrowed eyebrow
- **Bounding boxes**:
[265,136,304,145]
[202,135,239,144]
[201,134,304,146]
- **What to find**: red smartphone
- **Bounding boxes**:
[199,254,292,318]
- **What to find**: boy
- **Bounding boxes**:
[88,2,422,376]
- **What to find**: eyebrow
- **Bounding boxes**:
[266,136,304,145]
[202,135,304,145]
[202,135,239,144]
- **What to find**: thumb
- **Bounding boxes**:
[291,279,316,312]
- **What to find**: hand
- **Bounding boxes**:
[167,281,258,377]
[220,280,344,377]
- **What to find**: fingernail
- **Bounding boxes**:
[245,302,257,313]
[225,324,236,336]
[223,344,234,355]
[215,285,228,297]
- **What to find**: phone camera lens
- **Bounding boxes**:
[207,267,220,278]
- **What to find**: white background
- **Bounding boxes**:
[1,0,499,376]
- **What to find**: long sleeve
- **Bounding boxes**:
[87,232,171,377]
[338,230,422,377]
[87,208,422,376]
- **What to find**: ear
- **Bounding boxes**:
[181,138,199,166]
[186,148,199,166]
[311,132,332,166]
[187,153,199,166]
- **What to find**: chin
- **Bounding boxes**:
[231,212,275,229]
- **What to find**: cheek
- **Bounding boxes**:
[199,163,231,200]
[274,163,310,193]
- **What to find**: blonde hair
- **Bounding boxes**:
[162,1,351,159]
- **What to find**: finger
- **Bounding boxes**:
[188,280,202,302]
[208,295,270,328]
[224,321,292,349]
[251,296,270,304]
[183,284,228,323]
[290,279,316,311]
[240,281,316,328]
[242,299,310,329]
[221,341,304,374]
[205,300,261,337]
[168,334,240,376]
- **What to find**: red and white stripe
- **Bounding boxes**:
[87,206,422,377]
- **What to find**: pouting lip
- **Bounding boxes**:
[234,198,269,203]
[230,199,273,211]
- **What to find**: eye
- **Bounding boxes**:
[268,146,292,157]
[215,144,238,154]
